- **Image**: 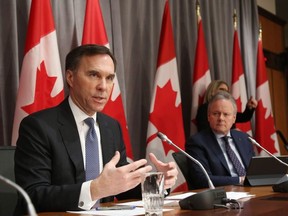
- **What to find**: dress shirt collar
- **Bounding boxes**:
[213,131,232,140]
[68,96,97,124]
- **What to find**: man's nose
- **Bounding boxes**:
[98,78,107,90]
[218,113,225,119]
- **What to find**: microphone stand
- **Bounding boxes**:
[157,132,226,210]
[0,175,37,216]
[248,137,288,167]
[157,132,215,189]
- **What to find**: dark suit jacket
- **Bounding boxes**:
[196,102,255,132]
[14,98,141,214]
[185,128,255,189]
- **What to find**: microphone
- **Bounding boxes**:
[157,132,215,189]
[248,137,288,192]
[248,137,288,167]
[157,132,226,210]
[0,175,37,216]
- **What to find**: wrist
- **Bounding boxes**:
[239,176,245,185]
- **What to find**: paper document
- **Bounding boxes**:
[165,192,196,200]
[67,191,254,215]
[68,207,173,215]
[165,191,254,201]
[226,191,255,200]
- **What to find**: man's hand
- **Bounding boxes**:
[148,153,178,189]
[239,176,246,185]
[90,151,152,200]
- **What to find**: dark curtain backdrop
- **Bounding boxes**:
[0,0,259,159]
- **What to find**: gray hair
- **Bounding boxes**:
[208,91,237,114]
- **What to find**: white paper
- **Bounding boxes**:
[116,199,176,206]
[226,191,255,200]
[165,191,254,201]
[165,192,196,200]
[67,191,254,215]
[67,207,173,216]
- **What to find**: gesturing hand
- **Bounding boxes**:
[90,151,152,201]
[148,153,178,189]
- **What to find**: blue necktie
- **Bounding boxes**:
[222,136,246,176]
[84,118,100,181]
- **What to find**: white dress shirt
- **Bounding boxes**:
[214,132,245,182]
[68,97,103,210]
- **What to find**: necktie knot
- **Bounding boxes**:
[222,136,230,143]
[85,117,95,128]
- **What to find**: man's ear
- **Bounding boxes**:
[66,70,73,87]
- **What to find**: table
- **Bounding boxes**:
[38,185,288,216]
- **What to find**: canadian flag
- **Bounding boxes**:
[255,36,280,155]
[11,0,64,146]
[82,0,134,160]
[146,1,187,192]
[190,15,211,135]
[231,29,252,134]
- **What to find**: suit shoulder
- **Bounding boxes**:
[21,100,68,124]
[231,129,249,138]
[192,129,213,139]
[97,112,120,126]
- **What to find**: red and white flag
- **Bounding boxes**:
[190,14,211,135]
[146,1,187,192]
[231,29,252,134]
[11,0,64,146]
[255,36,280,155]
[82,0,134,161]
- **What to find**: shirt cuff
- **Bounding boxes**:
[78,180,98,210]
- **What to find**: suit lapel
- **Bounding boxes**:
[57,99,85,182]
[230,131,249,168]
[207,130,231,173]
[97,113,115,165]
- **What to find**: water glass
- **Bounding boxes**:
[141,172,165,216]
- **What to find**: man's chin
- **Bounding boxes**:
[214,128,227,134]
[95,105,106,112]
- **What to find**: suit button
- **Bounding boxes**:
[79,201,84,207]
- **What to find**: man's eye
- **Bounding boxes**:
[212,112,220,117]
[89,73,100,78]
[107,75,115,81]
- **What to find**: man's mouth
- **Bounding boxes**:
[93,96,106,103]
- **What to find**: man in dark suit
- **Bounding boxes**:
[14,44,178,214]
[186,91,255,189]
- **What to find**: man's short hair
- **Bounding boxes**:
[208,90,237,114]
[65,44,117,72]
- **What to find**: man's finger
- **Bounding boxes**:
[107,151,120,167]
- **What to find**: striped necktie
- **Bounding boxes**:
[222,136,246,176]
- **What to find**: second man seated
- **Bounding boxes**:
[186,91,255,189]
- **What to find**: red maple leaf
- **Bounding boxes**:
[21,61,64,114]
[255,100,277,154]
[149,80,184,155]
